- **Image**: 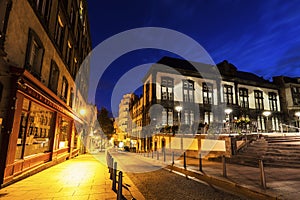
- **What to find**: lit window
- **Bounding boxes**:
[254,90,264,110]
[183,80,194,102]
[203,83,213,104]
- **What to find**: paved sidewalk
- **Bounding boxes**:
[136,152,300,200]
[0,153,144,200]
[182,159,300,200]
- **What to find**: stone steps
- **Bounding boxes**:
[230,136,300,168]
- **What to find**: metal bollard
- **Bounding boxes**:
[112,162,117,191]
[183,152,186,169]
[259,159,267,189]
[199,153,203,172]
[163,150,166,162]
[117,171,123,200]
[152,151,154,158]
[222,155,227,178]
[172,152,174,166]
[148,151,150,157]
[157,151,159,160]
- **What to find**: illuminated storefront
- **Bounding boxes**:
[2,70,85,185]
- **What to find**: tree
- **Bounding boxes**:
[97,107,114,139]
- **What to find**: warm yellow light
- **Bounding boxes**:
[79,109,86,115]
[58,15,64,27]
[295,112,300,117]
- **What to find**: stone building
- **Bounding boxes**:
[117,93,132,146]
[273,76,300,129]
[130,56,282,151]
[128,94,143,151]
[0,0,92,186]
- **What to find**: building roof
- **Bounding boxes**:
[144,56,274,87]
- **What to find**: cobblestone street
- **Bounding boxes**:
[127,167,247,199]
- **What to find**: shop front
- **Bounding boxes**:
[2,70,84,185]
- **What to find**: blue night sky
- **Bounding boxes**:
[87,0,300,116]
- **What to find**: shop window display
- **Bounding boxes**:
[15,99,54,159]
[57,116,71,149]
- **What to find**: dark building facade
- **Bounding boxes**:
[273,76,300,129]
[0,0,91,186]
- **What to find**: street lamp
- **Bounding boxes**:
[175,106,183,125]
[175,106,183,151]
[224,108,232,134]
[79,108,86,116]
[224,108,233,120]
[263,111,271,132]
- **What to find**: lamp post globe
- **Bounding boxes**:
[263,111,272,132]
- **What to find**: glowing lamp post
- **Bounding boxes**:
[175,106,183,151]
[224,108,233,120]
[224,108,233,134]
[175,106,183,126]
[263,111,271,132]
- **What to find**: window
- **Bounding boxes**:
[0,0,12,50]
[183,110,194,125]
[183,80,194,102]
[145,82,150,105]
[15,99,54,159]
[161,77,173,101]
[69,88,74,108]
[239,88,249,108]
[204,112,213,124]
[291,86,300,106]
[203,83,213,104]
[269,92,278,111]
[54,14,65,51]
[254,90,264,110]
[66,41,72,68]
[223,85,233,104]
[48,60,59,93]
[70,5,75,26]
[162,108,173,126]
[257,115,265,131]
[57,116,71,149]
[162,109,167,125]
[25,29,44,79]
[168,110,173,126]
[0,82,3,102]
[33,0,51,24]
[61,77,68,102]
[71,57,78,78]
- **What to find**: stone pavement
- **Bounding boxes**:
[143,153,300,200]
[0,153,145,200]
[189,159,300,200]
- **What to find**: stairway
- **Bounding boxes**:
[230,136,300,168]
